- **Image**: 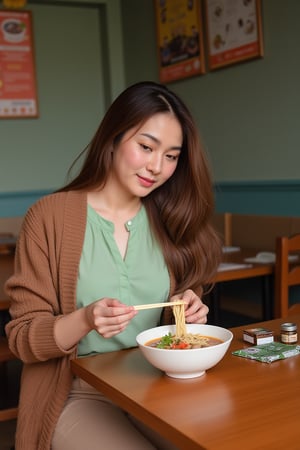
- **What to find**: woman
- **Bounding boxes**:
[5,81,221,449]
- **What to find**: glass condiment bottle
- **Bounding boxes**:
[280,322,298,344]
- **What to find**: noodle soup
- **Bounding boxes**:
[136,324,233,379]
[146,333,223,349]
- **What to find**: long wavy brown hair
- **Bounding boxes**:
[59,81,221,294]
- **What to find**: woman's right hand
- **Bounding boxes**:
[54,298,137,351]
[84,298,138,338]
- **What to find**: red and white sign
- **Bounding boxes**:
[0,10,38,118]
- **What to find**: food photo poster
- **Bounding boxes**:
[154,0,206,83]
[205,0,263,70]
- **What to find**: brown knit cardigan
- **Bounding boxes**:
[5,190,175,450]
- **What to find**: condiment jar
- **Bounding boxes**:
[280,322,298,344]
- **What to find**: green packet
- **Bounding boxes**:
[232,341,300,363]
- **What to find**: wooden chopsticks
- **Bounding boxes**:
[133,301,186,311]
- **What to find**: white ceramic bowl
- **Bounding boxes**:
[136,324,233,379]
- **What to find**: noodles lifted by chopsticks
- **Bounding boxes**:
[173,303,187,337]
[173,303,209,347]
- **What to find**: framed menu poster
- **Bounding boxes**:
[154,0,206,83]
[205,0,263,70]
[0,10,38,118]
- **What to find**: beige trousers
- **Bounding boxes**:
[52,377,179,450]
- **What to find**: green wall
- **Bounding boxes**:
[0,0,125,217]
[1,0,300,218]
[122,0,300,183]
[121,0,300,216]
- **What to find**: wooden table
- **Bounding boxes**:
[216,248,273,282]
[71,315,300,450]
[210,248,274,323]
[0,236,17,255]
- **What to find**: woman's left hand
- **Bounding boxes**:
[171,289,208,324]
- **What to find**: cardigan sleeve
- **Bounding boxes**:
[5,196,77,363]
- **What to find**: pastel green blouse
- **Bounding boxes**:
[77,205,170,356]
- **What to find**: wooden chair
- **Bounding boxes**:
[211,212,232,247]
[274,234,300,318]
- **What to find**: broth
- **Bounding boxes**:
[145,333,223,350]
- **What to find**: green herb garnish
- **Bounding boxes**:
[157,332,173,348]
